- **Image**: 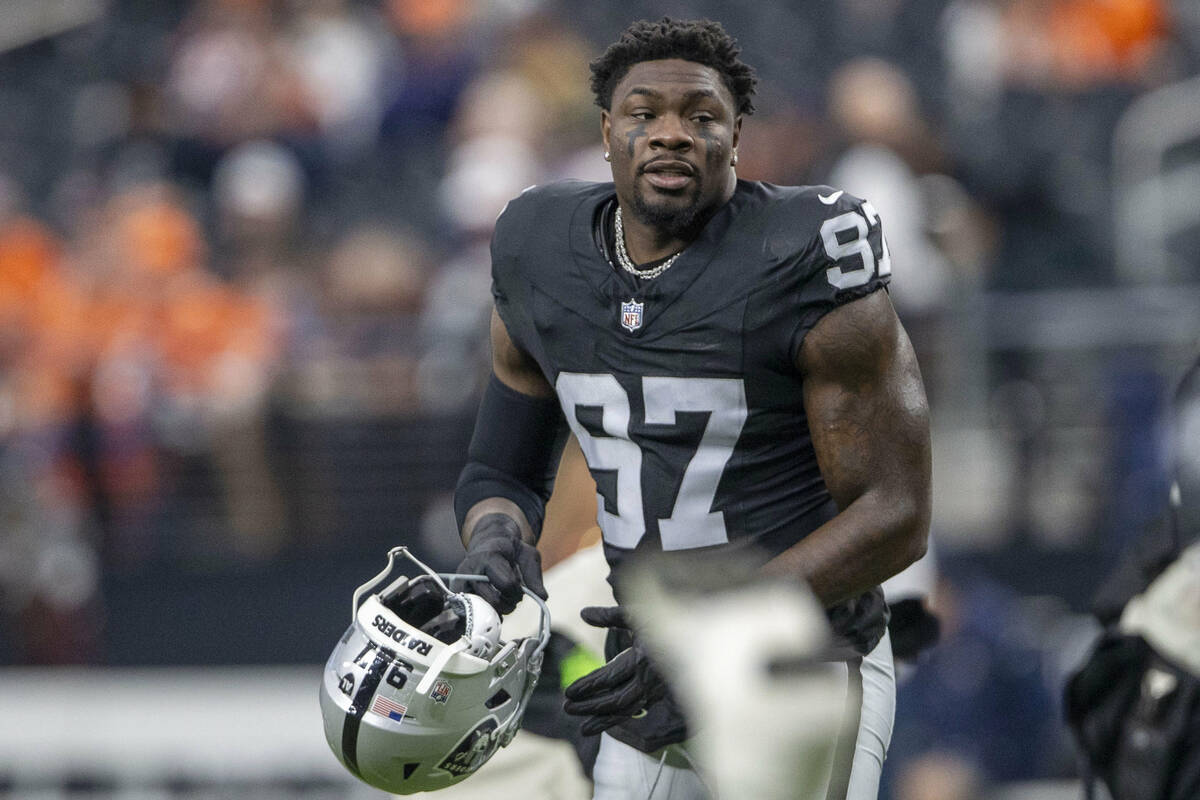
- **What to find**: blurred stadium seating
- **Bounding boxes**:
[0,0,1196,798]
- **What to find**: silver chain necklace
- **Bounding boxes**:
[614,206,682,280]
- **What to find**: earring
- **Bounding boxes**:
[731,150,738,166]
[604,151,611,161]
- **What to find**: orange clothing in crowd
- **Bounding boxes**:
[1,188,280,431]
[1050,0,1167,77]
[0,216,91,427]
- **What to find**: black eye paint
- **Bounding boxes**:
[697,129,725,168]
[625,122,647,159]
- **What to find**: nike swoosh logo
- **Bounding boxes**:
[818,190,844,204]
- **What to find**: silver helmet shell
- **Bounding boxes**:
[318,547,549,794]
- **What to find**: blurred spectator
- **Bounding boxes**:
[64,182,287,565]
[826,57,953,316]
[379,0,477,140]
[167,0,316,148]
[286,0,397,163]
[941,0,1180,291]
[884,574,1064,789]
[734,92,828,186]
[894,751,986,800]
[419,53,562,409]
[0,206,104,664]
[820,56,995,417]
[438,107,541,235]
[293,223,429,417]
[1003,0,1168,89]
[500,15,598,165]
[212,139,306,257]
[416,237,494,412]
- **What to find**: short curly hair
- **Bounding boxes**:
[589,18,757,116]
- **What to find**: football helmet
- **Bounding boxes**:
[319,546,550,794]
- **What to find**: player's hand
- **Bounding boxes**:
[827,586,890,657]
[456,513,547,615]
[562,606,669,735]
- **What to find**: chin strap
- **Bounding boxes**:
[642,745,713,800]
[646,750,668,799]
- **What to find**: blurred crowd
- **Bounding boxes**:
[0,0,1197,796]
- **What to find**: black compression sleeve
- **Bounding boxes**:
[454,374,568,538]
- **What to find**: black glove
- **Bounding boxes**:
[456,513,547,615]
[887,597,940,660]
[606,692,689,754]
[562,606,669,736]
[826,586,890,658]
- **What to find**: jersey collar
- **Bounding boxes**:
[568,183,749,336]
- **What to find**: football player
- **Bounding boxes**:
[453,18,932,800]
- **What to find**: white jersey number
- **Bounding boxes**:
[555,373,748,551]
[820,199,892,289]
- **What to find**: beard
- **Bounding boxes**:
[629,173,707,239]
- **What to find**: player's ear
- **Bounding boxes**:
[601,110,612,159]
[731,115,742,163]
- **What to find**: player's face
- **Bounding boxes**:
[602,59,741,237]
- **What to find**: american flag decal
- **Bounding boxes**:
[370,695,407,722]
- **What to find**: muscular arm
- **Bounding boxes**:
[491,307,554,399]
[762,290,931,606]
[459,309,557,548]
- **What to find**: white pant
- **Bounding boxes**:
[591,631,896,800]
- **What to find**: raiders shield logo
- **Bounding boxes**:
[438,717,502,777]
[620,298,644,332]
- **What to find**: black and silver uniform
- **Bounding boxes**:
[492,178,893,741]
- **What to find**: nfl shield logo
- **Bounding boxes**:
[431,679,452,704]
[620,298,644,332]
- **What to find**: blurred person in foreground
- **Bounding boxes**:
[1066,354,1200,800]
[451,18,931,799]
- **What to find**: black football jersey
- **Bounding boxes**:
[492,179,891,572]
[492,179,893,751]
